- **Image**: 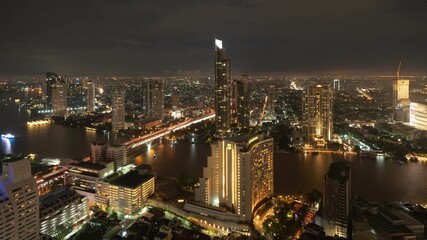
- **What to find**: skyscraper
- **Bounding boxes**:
[0,157,40,239]
[393,79,410,122]
[195,134,273,221]
[46,72,60,108]
[52,81,68,116]
[111,89,125,132]
[214,39,232,136]
[146,80,164,119]
[233,76,250,130]
[87,80,95,112]
[302,85,333,143]
[333,79,341,91]
[322,161,352,238]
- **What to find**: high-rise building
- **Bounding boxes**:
[214,39,232,136]
[87,80,95,112]
[194,134,273,221]
[410,102,427,130]
[393,79,410,122]
[0,157,40,239]
[323,161,352,238]
[46,72,60,108]
[90,142,107,163]
[233,77,250,130]
[302,85,333,143]
[146,80,164,119]
[106,144,127,169]
[52,81,67,116]
[40,187,89,238]
[111,89,125,132]
[171,91,180,108]
[333,79,341,91]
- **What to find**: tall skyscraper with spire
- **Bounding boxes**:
[214,39,232,136]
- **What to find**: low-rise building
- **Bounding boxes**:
[40,187,89,238]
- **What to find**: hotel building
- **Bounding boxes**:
[0,157,39,240]
[193,134,273,221]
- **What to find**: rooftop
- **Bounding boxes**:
[69,161,107,171]
[110,170,154,189]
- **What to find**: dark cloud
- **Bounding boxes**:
[0,0,426,78]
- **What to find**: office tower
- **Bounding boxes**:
[0,157,39,239]
[214,39,232,136]
[195,134,273,221]
[90,142,107,163]
[46,72,60,107]
[171,91,180,108]
[302,85,333,143]
[410,102,427,130]
[323,161,352,238]
[87,80,95,112]
[52,81,68,116]
[333,79,340,91]
[233,77,250,129]
[111,89,125,132]
[106,144,127,169]
[40,187,89,238]
[146,80,164,119]
[393,80,410,122]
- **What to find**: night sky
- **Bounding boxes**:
[1,0,427,78]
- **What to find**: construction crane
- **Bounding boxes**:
[397,61,402,80]
[259,96,268,126]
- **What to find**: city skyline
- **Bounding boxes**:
[1,1,427,79]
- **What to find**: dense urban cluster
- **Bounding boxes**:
[1,39,427,240]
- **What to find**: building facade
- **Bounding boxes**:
[86,80,95,112]
[109,171,155,216]
[0,158,39,240]
[111,89,125,132]
[52,81,68,116]
[410,102,427,131]
[46,72,60,108]
[90,142,107,163]
[393,79,410,122]
[214,39,232,136]
[302,85,333,142]
[146,80,164,119]
[323,161,352,238]
[106,144,127,169]
[40,187,89,238]
[233,77,250,130]
[195,134,273,221]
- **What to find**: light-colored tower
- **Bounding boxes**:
[87,80,95,112]
[52,81,67,116]
[146,80,164,119]
[0,157,40,239]
[302,84,333,142]
[195,134,273,220]
[323,161,352,238]
[333,79,341,91]
[111,89,125,132]
[393,62,410,122]
[215,39,232,136]
[90,142,107,163]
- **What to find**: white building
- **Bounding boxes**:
[106,144,127,169]
[193,134,273,221]
[410,102,427,131]
[40,187,89,238]
[0,158,39,240]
